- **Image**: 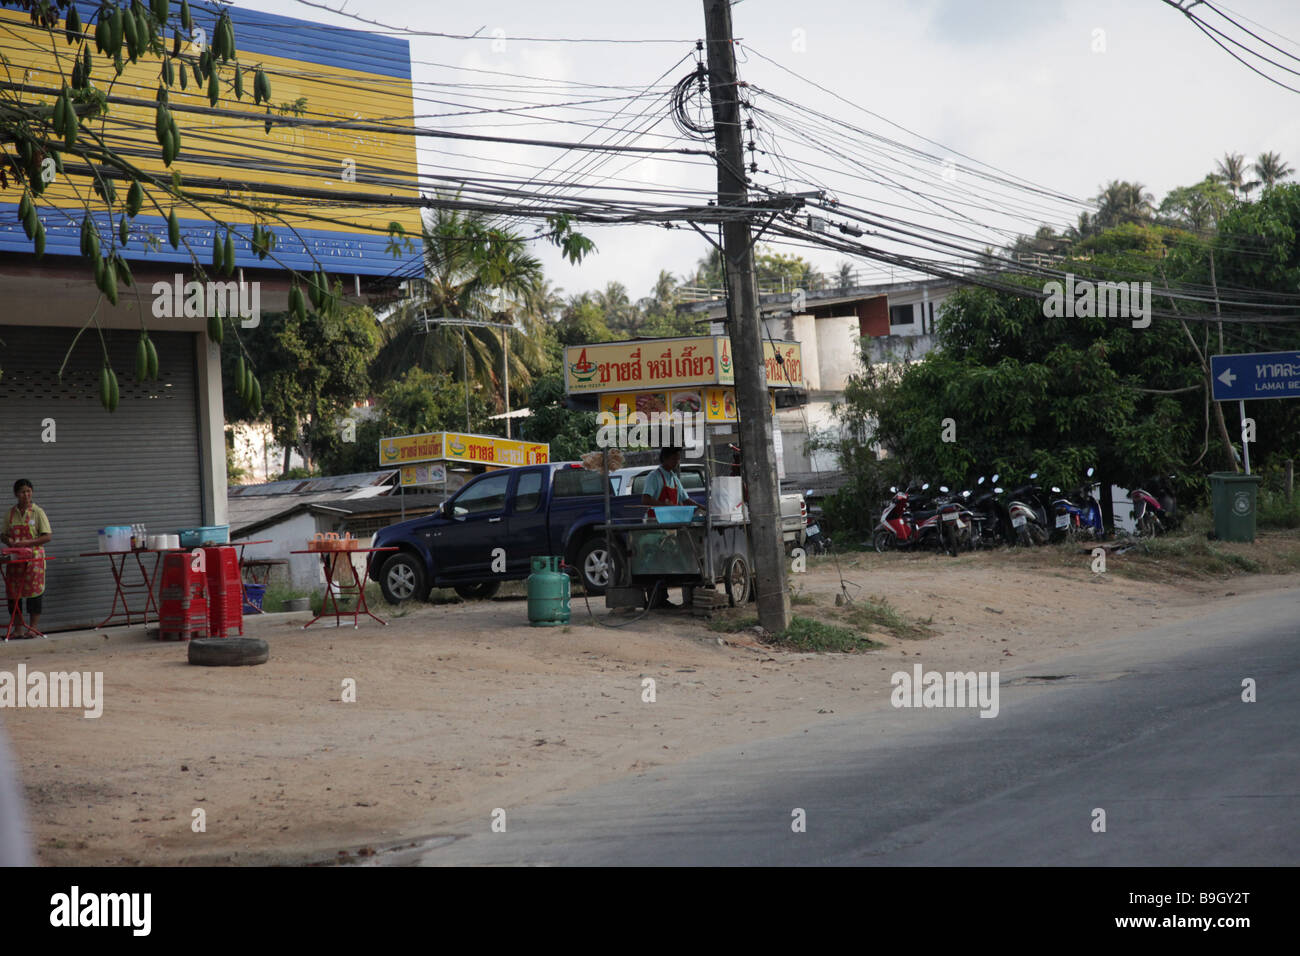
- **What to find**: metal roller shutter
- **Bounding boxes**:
[0,326,204,633]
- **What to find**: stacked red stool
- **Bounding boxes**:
[204,546,243,638]
[158,552,209,641]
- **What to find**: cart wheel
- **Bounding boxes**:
[724,554,750,607]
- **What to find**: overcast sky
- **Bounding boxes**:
[240,0,1300,298]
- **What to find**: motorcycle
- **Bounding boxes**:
[1049,467,1105,541]
[873,483,946,553]
[1130,474,1179,537]
[967,475,1013,548]
[1007,473,1051,546]
[804,489,832,554]
[936,487,974,556]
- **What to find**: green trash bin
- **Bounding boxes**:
[1209,472,1263,542]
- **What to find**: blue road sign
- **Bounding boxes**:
[1210,352,1300,402]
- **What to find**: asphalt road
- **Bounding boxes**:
[403,587,1299,866]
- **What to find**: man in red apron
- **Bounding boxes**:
[640,448,705,514]
[2,479,52,638]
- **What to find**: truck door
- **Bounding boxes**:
[506,469,549,574]
[434,471,512,579]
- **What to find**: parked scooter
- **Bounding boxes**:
[1007,473,1051,545]
[1049,467,1105,541]
[874,483,946,553]
[1130,474,1179,537]
[967,475,1012,547]
[804,489,832,554]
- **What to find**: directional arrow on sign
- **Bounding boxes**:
[1218,367,1236,388]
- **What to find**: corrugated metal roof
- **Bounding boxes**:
[229,470,397,498]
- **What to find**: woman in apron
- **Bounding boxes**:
[2,479,52,638]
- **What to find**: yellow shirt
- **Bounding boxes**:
[2,504,51,540]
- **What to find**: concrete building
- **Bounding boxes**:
[682,278,959,487]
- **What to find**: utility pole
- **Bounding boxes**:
[702,0,791,633]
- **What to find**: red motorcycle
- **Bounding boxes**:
[874,484,958,554]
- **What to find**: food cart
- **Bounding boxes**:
[563,334,803,609]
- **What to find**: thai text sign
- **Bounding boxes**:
[380,432,548,467]
[565,336,801,394]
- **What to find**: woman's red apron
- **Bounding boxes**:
[4,507,45,599]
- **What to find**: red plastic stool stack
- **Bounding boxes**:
[158,552,209,641]
[204,546,243,638]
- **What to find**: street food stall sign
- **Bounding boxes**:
[379,431,549,468]
[565,336,802,394]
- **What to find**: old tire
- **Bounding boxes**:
[188,638,268,667]
[576,537,623,595]
[723,554,750,607]
[378,551,426,605]
[453,581,501,600]
[872,530,894,554]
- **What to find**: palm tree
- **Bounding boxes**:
[1253,151,1293,188]
[1213,152,1258,198]
[1094,180,1154,230]
[1065,211,1096,242]
[374,200,546,402]
[837,261,856,290]
[595,281,638,333]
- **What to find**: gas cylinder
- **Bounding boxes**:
[526,555,571,626]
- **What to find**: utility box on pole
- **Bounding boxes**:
[702,0,791,633]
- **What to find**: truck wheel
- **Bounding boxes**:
[378,552,426,605]
[723,554,750,607]
[576,538,623,595]
[453,582,501,600]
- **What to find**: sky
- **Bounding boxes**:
[237,0,1300,300]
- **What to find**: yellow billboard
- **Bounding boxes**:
[0,3,421,274]
[380,432,549,468]
[566,336,801,394]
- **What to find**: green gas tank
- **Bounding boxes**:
[527,555,571,626]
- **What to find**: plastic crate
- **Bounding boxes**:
[242,583,266,614]
[178,525,229,548]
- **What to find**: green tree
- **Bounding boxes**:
[316,367,493,475]
[373,202,547,400]
[229,306,378,476]
[1213,152,1257,198]
[1094,180,1155,230]
[1253,151,1294,189]
[519,371,598,463]
[1158,178,1234,233]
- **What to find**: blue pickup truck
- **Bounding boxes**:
[369,462,644,604]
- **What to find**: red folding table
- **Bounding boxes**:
[78,548,187,628]
[290,547,395,629]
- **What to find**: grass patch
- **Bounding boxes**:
[1258,490,1300,529]
[789,589,817,606]
[706,610,885,652]
[775,615,885,652]
[843,595,935,640]
[259,582,311,613]
[707,614,758,633]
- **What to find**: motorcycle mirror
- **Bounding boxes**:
[1086,467,1095,478]
[805,489,814,497]
[922,483,930,491]
[1051,486,1061,494]
[939,485,949,493]
[991,473,999,482]
[977,476,985,485]
[961,490,970,498]
[889,486,898,493]
[994,487,1003,494]
[1029,472,1038,480]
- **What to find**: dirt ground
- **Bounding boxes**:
[4,539,1297,866]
